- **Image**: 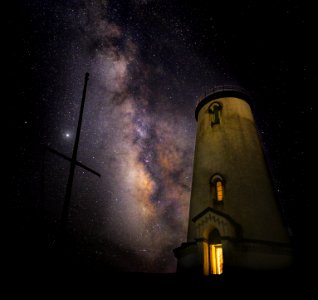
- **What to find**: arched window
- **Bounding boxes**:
[210,174,224,203]
[209,102,222,126]
[216,181,223,202]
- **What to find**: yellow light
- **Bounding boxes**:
[215,245,223,274]
[203,242,209,276]
[216,181,223,201]
[203,242,224,275]
[210,244,223,275]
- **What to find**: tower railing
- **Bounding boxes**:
[197,85,251,105]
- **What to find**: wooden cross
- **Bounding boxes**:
[44,73,100,236]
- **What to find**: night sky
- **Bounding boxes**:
[6,0,316,276]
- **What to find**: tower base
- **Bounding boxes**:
[174,238,293,275]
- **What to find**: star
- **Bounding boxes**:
[9,0,313,275]
[64,132,71,138]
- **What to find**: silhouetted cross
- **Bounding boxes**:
[44,73,100,236]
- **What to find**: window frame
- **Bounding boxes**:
[210,174,225,204]
[208,101,222,126]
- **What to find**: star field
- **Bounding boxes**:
[6,0,316,274]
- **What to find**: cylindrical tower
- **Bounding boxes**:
[174,87,292,274]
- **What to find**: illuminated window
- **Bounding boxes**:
[210,174,224,203]
[209,102,222,126]
[216,181,223,202]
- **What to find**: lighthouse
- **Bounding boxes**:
[174,86,292,275]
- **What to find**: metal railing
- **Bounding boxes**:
[197,85,251,104]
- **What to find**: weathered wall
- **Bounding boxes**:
[187,97,289,244]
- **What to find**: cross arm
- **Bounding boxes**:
[45,146,101,177]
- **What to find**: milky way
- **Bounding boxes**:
[80,1,195,272]
[33,0,233,272]
[7,0,316,278]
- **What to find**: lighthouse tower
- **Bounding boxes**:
[174,87,292,275]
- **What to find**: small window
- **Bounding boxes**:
[209,102,222,126]
[210,174,224,203]
[216,181,223,202]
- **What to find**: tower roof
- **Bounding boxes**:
[195,85,251,120]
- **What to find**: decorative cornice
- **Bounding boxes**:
[194,206,241,228]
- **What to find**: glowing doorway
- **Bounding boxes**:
[210,244,223,274]
[203,242,223,275]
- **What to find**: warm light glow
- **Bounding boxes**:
[203,242,223,275]
[210,244,223,275]
[203,241,209,276]
[216,181,223,201]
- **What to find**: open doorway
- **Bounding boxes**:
[203,229,223,275]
